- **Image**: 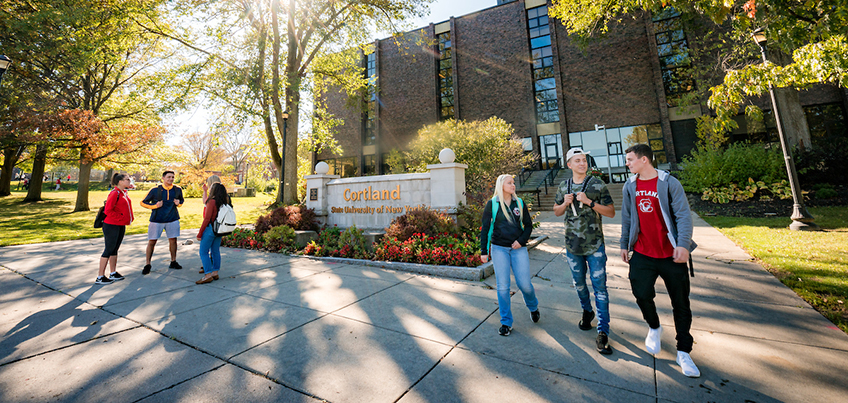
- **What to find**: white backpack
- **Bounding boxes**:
[212,204,237,236]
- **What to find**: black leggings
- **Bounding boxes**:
[102,223,126,258]
[628,251,693,353]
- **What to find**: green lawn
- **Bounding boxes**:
[0,189,275,247]
[702,206,848,333]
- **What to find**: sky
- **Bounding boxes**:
[167,0,498,143]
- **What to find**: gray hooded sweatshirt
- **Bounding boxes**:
[620,170,697,254]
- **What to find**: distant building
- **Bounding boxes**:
[317,0,847,181]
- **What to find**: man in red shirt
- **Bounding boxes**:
[620,144,700,378]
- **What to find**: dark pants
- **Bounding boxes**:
[628,251,693,353]
[102,223,126,258]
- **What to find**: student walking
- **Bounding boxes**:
[620,143,700,377]
[95,173,134,285]
[480,174,540,336]
[553,148,616,354]
[196,183,230,284]
[140,171,184,275]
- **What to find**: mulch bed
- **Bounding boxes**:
[687,189,848,218]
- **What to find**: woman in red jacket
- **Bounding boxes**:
[195,182,230,284]
[96,173,134,285]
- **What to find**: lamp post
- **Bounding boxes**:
[0,55,11,85]
[752,28,818,231]
[278,111,289,204]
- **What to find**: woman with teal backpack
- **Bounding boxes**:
[480,174,539,336]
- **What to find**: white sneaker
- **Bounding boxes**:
[645,326,662,355]
[676,351,701,378]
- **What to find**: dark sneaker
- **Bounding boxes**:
[142,264,152,275]
[531,309,541,323]
[579,310,595,331]
[108,272,125,281]
[95,276,113,285]
[596,332,613,355]
[169,261,182,270]
[498,325,512,336]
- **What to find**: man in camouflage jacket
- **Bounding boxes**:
[553,148,616,355]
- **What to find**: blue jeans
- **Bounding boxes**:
[565,247,610,334]
[491,244,538,327]
[199,226,221,274]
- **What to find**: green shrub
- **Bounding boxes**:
[262,225,297,252]
[302,226,370,259]
[384,208,457,242]
[679,142,785,193]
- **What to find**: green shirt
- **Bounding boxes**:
[554,176,613,255]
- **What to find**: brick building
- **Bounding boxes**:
[317,0,848,181]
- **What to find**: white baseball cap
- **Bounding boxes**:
[566,147,590,162]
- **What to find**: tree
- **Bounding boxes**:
[398,118,536,203]
[1,0,177,208]
[549,0,848,148]
[159,0,433,205]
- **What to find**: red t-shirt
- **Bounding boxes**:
[634,177,674,258]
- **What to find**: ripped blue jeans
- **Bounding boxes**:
[565,246,610,334]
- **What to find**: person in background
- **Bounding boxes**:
[140,171,184,275]
[96,173,134,285]
[198,175,221,274]
[480,174,540,336]
[196,183,230,284]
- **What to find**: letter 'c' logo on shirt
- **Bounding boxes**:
[639,198,653,213]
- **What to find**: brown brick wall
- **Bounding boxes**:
[378,28,438,151]
[318,80,362,161]
[556,14,663,133]
[454,1,536,139]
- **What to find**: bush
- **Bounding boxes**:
[373,233,481,267]
[813,183,838,199]
[795,137,848,187]
[221,227,263,249]
[396,117,536,202]
[255,205,319,233]
[679,142,786,193]
[262,225,297,252]
[384,208,457,242]
[302,226,370,259]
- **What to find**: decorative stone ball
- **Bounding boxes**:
[439,148,456,164]
[315,161,330,174]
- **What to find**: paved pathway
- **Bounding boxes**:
[1,211,847,402]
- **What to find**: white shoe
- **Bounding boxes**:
[676,351,701,378]
[645,326,662,355]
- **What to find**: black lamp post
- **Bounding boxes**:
[752,28,819,231]
[278,111,289,203]
[0,55,11,85]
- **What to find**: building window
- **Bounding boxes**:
[539,134,563,169]
[653,8,695,106]
[363,154,376,176]
[527,6,559,124]
[805,103,846,140]
[521,137,533,152]
[437,32,455,120]
[338,157,359,178]
[364,52,377,146]
[569,124,664,182]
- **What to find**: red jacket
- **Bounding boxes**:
[104,188,134,226]
[199,199,218,236]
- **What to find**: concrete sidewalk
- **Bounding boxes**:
[1,211,847,402]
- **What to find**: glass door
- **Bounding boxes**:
[539,134,563,169]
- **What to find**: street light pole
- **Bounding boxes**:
[752,29,819,231]
[278,112,289,205]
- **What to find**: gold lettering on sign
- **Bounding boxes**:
[343,185,402,201]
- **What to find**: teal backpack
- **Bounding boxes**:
[487,196,525,254]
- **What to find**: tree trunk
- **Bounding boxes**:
[283,89,299,204]
[772,51,812,150]
[101,168,113,183]
[23,144,47,202]
[74,159,93,212]
[1,145,23,196]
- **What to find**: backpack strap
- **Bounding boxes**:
[487,196,525,254]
